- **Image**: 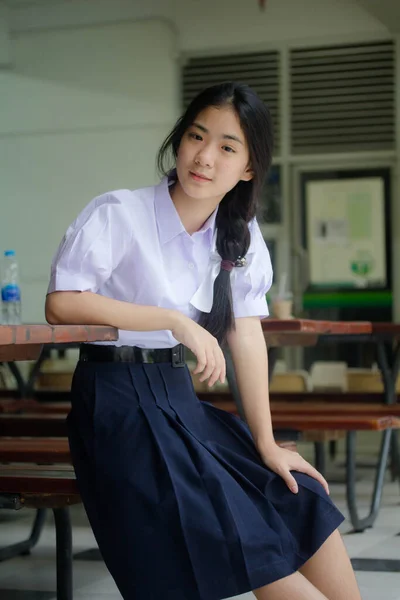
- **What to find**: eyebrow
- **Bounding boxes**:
[192,122,244,145]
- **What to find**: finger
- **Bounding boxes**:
[192,351,207,375]
[208,367,221,388]
[205,344,225,387]
[211,346,226,384]
[220,352,226,381]
[280,470,298,494]
[219,361,226,385]
[297,462,330,496]
[198,350,215,382]
[208,353,224,387]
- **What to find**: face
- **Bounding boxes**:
[175,105,253,204]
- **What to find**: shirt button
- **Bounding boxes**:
[188,262,194,269]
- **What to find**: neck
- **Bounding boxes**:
[170,180,221,235]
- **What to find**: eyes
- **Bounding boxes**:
[189,132,202,141]
[187,131,236,153]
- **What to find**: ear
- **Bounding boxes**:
[241,165,254,182]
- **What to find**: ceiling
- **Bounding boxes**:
[355,0,400,31]
[3,0,400,32]
[4,0,65,4]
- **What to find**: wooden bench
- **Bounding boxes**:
[0,396,71,414]
[270,401,400,415]
[268,391,399,404]
[3,390,398,534]
[198,392,400,532]
[0,433,76,600]
[0,461,79,600]
[0,409,298,449]
[201,390,400,452]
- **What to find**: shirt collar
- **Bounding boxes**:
[198,205,218,239]
[155,172,218,245]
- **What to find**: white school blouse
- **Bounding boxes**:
[48,175,273,348]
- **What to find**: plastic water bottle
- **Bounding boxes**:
[1,250,22,325]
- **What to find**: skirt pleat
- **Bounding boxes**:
[67,361,344,600]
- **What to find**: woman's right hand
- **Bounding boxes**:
[171,314,226,387]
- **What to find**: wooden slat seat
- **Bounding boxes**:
[7,396,400,431]
[4,391,388,443]
[269,402,400,416]
[0,397,71,414]
[271,415,400,431]
[270,391,396,403]
[0,398,42,414]
[0,438,71,463]
[0,437,79,598]
[0,464,78,499]
[27,401,71,414]
[0,413,68,437]
[203,399,400,431]
[199,390,399,404]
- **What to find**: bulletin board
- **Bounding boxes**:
[301,169,391,292]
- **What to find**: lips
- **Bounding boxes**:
[190,171,212,182]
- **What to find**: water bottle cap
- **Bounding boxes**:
[4,250,15,257]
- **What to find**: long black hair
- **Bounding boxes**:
[157,82,274,344]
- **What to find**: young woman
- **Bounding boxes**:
[46,82,361,600]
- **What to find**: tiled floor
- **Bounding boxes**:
[0,435,399,599]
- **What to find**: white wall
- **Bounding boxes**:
[0,20,178,322]
[0,2,11,66]
[176,0,386,52]
[1,0,396,322]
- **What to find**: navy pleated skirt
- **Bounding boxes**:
[68,359,344,600]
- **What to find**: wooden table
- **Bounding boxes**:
[261,318,372,347]
[0,325,118,397]
[0,324,118,362]
[261,319,400,407]
[371,323,400,405]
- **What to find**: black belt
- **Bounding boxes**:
[79,343,186,367]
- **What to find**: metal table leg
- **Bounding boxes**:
[25,349,48,397]
[0,496,47,561]
[376,340,400,480]
[314,442,326,476]
[53,507,73,600]
[3,361,27,398]
[2,347,48,399]
[346,429,392,532]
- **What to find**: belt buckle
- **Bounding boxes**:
[171,345,185,368]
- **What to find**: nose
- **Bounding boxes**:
[195,144,214,168]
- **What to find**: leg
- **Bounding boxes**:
[253,571,328,600]
[299,529,361,600]
[53,507,73,600]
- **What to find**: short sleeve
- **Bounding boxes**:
[231,218,273,319]
[47,194,131,295]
